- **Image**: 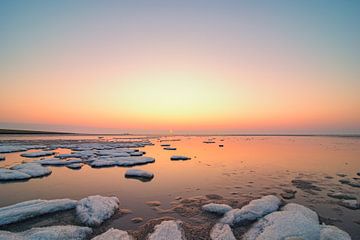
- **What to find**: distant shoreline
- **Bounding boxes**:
[0,129,73,135]
[0,129,359,138]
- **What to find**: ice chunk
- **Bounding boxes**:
[76,195,119,226]
[320,225,351,240]
[0,225,92,240]
[11,162,52,178]
[163,147,176,150]
[243,210,320,240]
[89,159,117,168]
[0,146,28,153]
[115,156,155,167]
[202,203,232,215]
[21,151,55,158]
[55,153,83,159]
[125,169,154,180]
[67,163,84,170]
[129,151,144,156]
[210,223,236,240]
[92,228,133,240]
[0,168,31,181]
[0,199,77,226]
[281,203,319,223]
[339,199,360,210]
[171,155,191,161]
[147,220,186,240]
[35,158,82,166]
[327,192,357,200]
[220,195,281,225]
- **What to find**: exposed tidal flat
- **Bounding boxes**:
[0,135,359,239]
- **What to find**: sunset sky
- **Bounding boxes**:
[1,1,359,134]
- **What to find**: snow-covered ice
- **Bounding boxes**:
[210,223,236,240]
[0,225,92,240]
[320,225,351,240]
[66,163,84,170]
[35,158,82,166]
[116,156,155,166]
[281,203,319,223]
[0,168,31,181]
[0,199,77,226]
[0,146,28,153]
[20,151,55,158]
[11,162,52,178]
[220,195,281,225]
[147,220,186,240]
[125,169,154,180]
[202,203,232,215]
[171,155,191,161]
[76,195,120,226]
[243,209,320,240]
[92,228,133,240]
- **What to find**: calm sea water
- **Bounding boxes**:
[0,135,359,238]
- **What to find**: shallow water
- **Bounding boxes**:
[0,135,360,238]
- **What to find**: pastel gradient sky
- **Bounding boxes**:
[1,1,359,134]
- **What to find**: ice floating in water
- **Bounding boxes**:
[90,156,155,168]
[220,195,281,225]
[339,199,360,210]
[129,151,144,156]
[0,155,5,161]
[202,203,232,215]
[125,169,154,181]
[320,225,351,240]
[0,168,31,181]
[20,151,55,158]
[160,144,171,147]
[76,195,119,226]
[210,223,236,240]
[66,163,84,170]
[0,199,77,226]
[147,220,186,240]
[11,162,52,178]
[55,153,83,159]
[35,158,82,166]
[327,192,357,200]
[171,155,191,161]
[0,225,92,240]
[92,228,133,240]
[163,147,176,150]
[0,146,28,153]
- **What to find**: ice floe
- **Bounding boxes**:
[320,225,351,240]
[171,155,191,161]
[163,147,176,150]
[125,169,154,181]
[76,195,119,226]
[202,203,232,215]
[220,195,281,225]
[339,199,360,210]
[0,146,28,153]
[92,228,133,240]
[0,225,92,240]
[0,199,77,226]
[11,162,52,178]
[55,153,83,159]
[210,223,236,240]
[116,156,155,166]
[0,168,31,181]
[20,151,55,158]
[147,220,186,240]
[66,163,84,170]
[35,158,83,166]
[243,208,320,240]
[327,192,357,200]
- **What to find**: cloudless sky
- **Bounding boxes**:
[0,0,359,134]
